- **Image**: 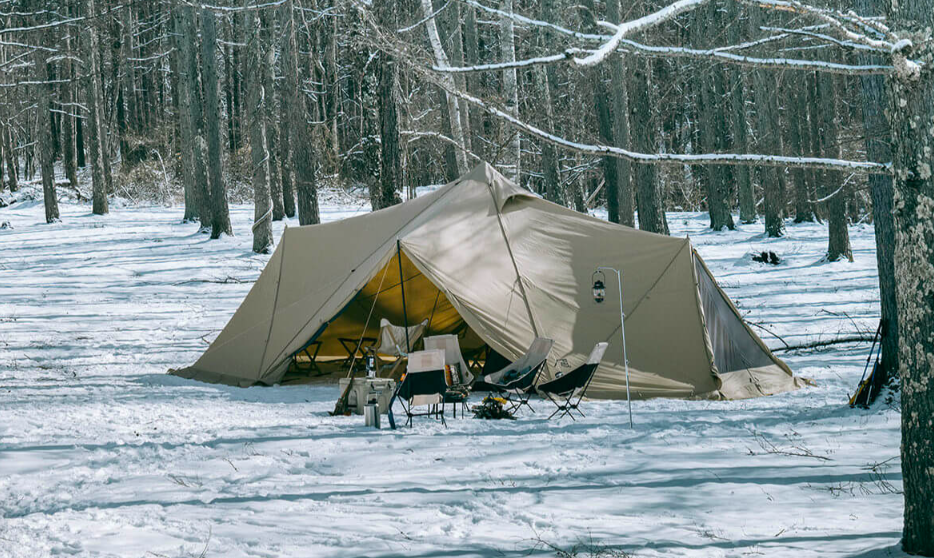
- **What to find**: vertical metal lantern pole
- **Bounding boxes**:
[596,267,632,428]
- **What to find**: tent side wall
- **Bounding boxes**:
[171,180,460,387]
[171,239,288,386]
[692,250,803,399]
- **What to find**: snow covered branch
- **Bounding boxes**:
[738,0,897,51]
[617,38,893,75]
[574,0,710,66]
[431,42,893,76]
[399,54,892,174]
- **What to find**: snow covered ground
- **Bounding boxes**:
[0,187,905,558]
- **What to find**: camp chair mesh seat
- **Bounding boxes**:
[390,349,449,427]
[473,337,554,413]
[538,342,608,420]
[424,335,475,417]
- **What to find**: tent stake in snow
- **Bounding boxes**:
[595,267,633,428]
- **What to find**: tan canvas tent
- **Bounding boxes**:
[173,163,804,400]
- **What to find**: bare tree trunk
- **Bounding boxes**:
[35,45,59,223]
[176,4,211,228]
[259,8,284,222]
[693,2,733,231]
[606,0,633,226]
[855,0,899,382]
[246,7,273,253]
[730,71,756,224]
[227,13,243,153]
[749,5,782,238]
[373,0,402,210]
[118,3,138,166]
[201,7,232,239]
[529,0,562,205]
[533,36,562,204]
[61,4,78,187]
[462,5,485,162]
[284,0,319,225]
[886,2,934,553]
[500,0,520,185]
[421,0,468,176]
[814,73,852,262]
[788,80,815,223]
[326,13,341,174]
[376,52,402,209]
[629,57,667,235]
[277,4,296,219]
[581,0,619,222]
[84,0,108,215]
[1,113,17,193]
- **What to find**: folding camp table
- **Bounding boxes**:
[292,341,322,374]
[338,337,377,367]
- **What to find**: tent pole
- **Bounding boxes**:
[599,266,632,428]
[397,239,411,353]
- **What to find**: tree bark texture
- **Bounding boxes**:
[201,7,233,238]
[886,1,934,553]
[84,0,108,215]
[284,0,319,225]
[36,45,59,223]
[246,8,273,253]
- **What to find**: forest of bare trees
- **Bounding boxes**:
[1,0,932,553]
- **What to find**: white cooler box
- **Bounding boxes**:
[338,378,396,415]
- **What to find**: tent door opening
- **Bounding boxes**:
[282,247,486,382]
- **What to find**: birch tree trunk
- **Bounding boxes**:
[500,0,521,185]
[246,8,273,253]
[35,45,59,223]
[84,0,108,215]
[428,0,468,176]
[284,0,319,225]
[201,7,232,238]
[886,2,934,553]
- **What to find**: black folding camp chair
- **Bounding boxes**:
[388,349,449,428]
[472,338,554,414]
[537,342,608,420]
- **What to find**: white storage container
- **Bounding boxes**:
[338,378,396,415]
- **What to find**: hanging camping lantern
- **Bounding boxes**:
[592,270,606,304]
